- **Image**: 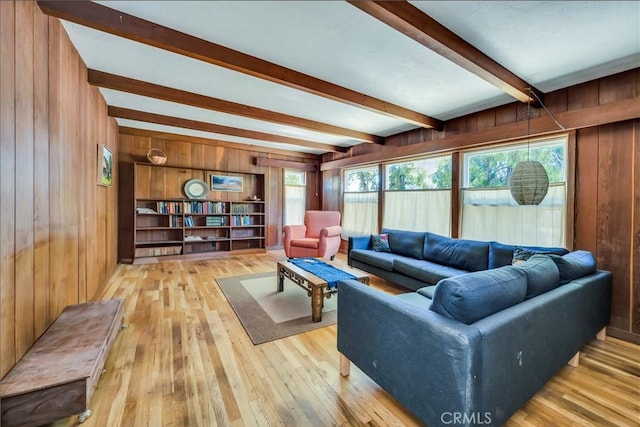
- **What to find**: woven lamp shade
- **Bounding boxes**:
[508,161,549,205]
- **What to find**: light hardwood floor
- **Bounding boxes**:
[53,251,639,426]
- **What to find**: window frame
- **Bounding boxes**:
[459,133,574,247]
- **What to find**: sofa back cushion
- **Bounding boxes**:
[488,241,569,269]
[423,233,489,272]
[513,254,560,298]
[430,266,527,324]
[381,228,426,259]
[548,250,597,284]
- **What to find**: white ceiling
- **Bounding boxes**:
[59,1,640,155]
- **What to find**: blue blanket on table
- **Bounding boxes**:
[290,258,356,289]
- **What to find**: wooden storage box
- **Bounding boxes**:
[0,299,125,427]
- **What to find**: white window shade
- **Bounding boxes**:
[383,190,451,236]
[460,183,566,246]
[284,185,306,226]
[342,192,378,237]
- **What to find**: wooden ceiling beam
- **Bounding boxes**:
[108,106,348,153]
[255,158,319,172]
[38,0,442,130]
[89,70,381,145]
[349,1,542,104]
[118,127,321,160]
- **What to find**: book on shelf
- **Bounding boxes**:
[184,216,195,227]
[157,201,182,214]
[206,216,225,226]
[231,215,252,226]
[231,204,250,214]
[184,201,227,214]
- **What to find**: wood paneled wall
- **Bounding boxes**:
[575,120,639,341]
[320,69,640,343]
[0,2,119,376]
[117,131,322,249]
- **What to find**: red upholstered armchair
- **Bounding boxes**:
[283,211,342,260]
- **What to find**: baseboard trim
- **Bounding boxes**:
[606,326,640,344]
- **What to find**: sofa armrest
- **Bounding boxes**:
[320,225,342,238]
[347,235,371,265]
[337,280,482,424]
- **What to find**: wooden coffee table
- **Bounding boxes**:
[277,258,369,322]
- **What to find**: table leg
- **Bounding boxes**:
[311,285,323,322]
[277,268,284,292]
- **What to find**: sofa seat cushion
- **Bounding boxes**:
[416,285,437,299]
[290,238,319,249]
[350,249,402,272]
[381,228,426,260]
[393,258,468,286]
[488,241,569,269]
[430,266,527,324]
[423,233,489,272]
[514,254,560,298]
[549,250,597,284]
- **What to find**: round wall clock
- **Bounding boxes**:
[184,179,209,199]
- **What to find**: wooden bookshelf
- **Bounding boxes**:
[118,163,267,263]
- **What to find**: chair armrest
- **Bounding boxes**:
[320,225,342,238]
[283,224,307,257]
[283,224,306,240]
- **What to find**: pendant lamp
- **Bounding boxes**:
[508,89,564,206]
[508,160,549,205]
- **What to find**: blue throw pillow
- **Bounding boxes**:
[512,247,537,264]
[430,266,527,324]
[371,233,391,252]
[488,241,569,269]
[548,251,596,284]
[513,254,560,298]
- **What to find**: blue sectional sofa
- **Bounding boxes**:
[338,235,612,426]
[348,228,569,291]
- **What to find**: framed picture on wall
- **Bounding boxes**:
[98,144,113,187]
[211,174,243,192]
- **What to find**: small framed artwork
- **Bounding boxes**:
[211,174,243,192]
[98,144,113,187]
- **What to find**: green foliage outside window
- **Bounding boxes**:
[386,156,451,190]
[345,167,379,192]
[285,170,305,186]
[463,144,565,188]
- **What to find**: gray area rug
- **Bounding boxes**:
[216,272,337,345]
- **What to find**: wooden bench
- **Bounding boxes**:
[0,299,124,427]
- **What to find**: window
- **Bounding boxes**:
[283,170,306,226]
[382,155,452,235]
[460,136,567,246]
[342,166,379,237]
